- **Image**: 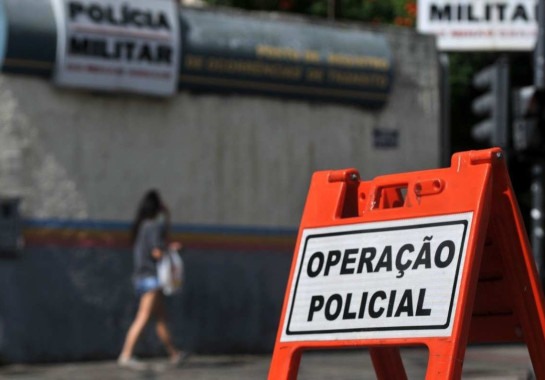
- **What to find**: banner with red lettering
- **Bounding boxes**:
[52,0,180,96]
[417,0,537,51]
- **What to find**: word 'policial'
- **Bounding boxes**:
[307,289,431,322]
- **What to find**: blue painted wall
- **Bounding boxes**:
[0,246,292,363]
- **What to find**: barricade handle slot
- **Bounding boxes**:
[414,179,445,197]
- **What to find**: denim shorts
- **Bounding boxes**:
[134,276,161,296]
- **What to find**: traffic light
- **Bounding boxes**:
[512,86,542,153]
[471,58,509,148]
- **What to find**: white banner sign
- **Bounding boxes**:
[52,0,180,96]
[281,212,473,342]
[417,0,537,51]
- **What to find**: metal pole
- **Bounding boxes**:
[535,0,545,90]
[534,0,545,287]
[526,2,545,377]
[439,53,450,167]
[531,163,545,285]
[327,0,335,20]
[495,55,510,149]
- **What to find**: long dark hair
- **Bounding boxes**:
[130,189,164,244]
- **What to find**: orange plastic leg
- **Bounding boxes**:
[267,346,302,380]
[370,347,407,380]
[425,341,466,380]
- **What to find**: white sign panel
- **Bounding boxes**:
[52,0,180,96]
[417,0,537,51]
[281,212,473,342]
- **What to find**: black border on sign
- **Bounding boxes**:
[285,219,469,336]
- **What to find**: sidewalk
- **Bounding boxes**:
[0,345,534,379]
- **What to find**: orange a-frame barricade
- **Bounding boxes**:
[268,148,545,380]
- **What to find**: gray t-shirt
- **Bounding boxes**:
[133,218,166,280]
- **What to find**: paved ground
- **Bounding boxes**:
[0,345,535,379]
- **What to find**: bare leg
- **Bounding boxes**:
[119,291,159,360]
[154,294,179,358]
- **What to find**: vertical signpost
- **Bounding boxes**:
[532,0,545,284]
[536,0,545,90]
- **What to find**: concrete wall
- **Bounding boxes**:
[0,23,439,227]
[0,9,440,363]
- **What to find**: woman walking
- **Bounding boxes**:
[118,190,184,369]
